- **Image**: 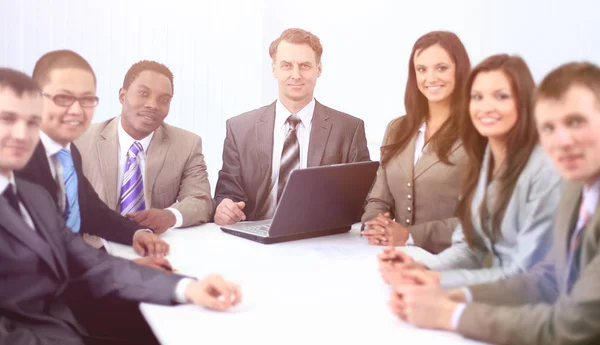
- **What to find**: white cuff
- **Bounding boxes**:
[451,303,467,330]
[462,287,473,303]
[166,207,184,228]
[405,233,414,246]
[173,277,194,304]
[134,229,153,235]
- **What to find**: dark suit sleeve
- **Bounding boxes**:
[37,187,183,305]
[0,317,53,345]
[214,119,248,207]
[72,145,142,245]
[348,119,370,162]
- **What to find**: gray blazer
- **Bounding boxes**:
[0,177,182,345]
[214,100,371,221]
[457,181,600,345]
[420,144,562,288]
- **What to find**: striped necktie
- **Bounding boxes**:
[565,200,592,291]
[277,114,301,202]
[55,149,81,233]
[119,142,146,215]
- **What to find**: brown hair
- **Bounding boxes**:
[381,31,471,166]
[536,61,600,105]
[269,28,323,63]
[456,54,537,247]
[0,68,40,96]
[123,60,174,94]
[32,50,96,88]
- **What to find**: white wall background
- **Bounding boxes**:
[2,0,599,192]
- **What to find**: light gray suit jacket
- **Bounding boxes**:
[457,181,600,345]
[420,145,562,288]
[362,117,466,254]
[76,117,213,228]
[214,100,371,221]
[0,177,182,345]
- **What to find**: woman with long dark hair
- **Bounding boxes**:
[380,54,562,288]
[361,31,471,254]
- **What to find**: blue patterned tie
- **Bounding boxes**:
[56,149,81,233]
[120,142,146,215]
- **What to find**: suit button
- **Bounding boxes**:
[405,219,411,224]
[407,194,412,200]
[407,206,412,213]
[407,182,411,188]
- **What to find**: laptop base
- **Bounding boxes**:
[221,226,350,244]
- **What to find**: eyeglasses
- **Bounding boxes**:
[41,92,99,108]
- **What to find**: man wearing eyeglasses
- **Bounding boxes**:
[13,50,177,344]
[16,50,170,261]
[0,67,241,345]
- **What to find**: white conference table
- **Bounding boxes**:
[106,223,487,345]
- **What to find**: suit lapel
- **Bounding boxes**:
[17,181,69,279]
[251,104,276,217]
[97,118,120,209]
[145,124,171,207]
[581,191,600,265]
[470,146,492,234]
[255,102,276,173]
[556,183,583,291]
[307,101,332,167]
[414,139,461,179]
[0,185,63,279]
[25,143,60,205]
[396,134,416,181]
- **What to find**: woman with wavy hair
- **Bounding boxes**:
[380,54,562,288]
[361,31,471,254]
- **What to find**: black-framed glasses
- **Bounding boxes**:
[41,92,99,108]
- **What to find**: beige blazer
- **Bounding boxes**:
[75,117,213,228]
[214,100,371,221]
[457,181,600,345]
[362,117,466,254]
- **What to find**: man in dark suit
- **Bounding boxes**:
[0,67,241,345]
[17,50,169,264]
[386,62,600,344]
[15,50,173,344]
[214,28,370,225]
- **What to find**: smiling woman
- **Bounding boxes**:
[382,54,563,289]
[361,31,471,254]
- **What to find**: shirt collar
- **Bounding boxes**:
[275,98,316,130]
[418,121,427,134]
[582,179,600,216]
[39,131,72,158]
[0,171,16,195]
[118,116,154,154]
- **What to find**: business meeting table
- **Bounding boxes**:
[106,223,488,345]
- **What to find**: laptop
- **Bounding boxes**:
[220,161,380,244]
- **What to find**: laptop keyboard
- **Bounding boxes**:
[240,224,271,237]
